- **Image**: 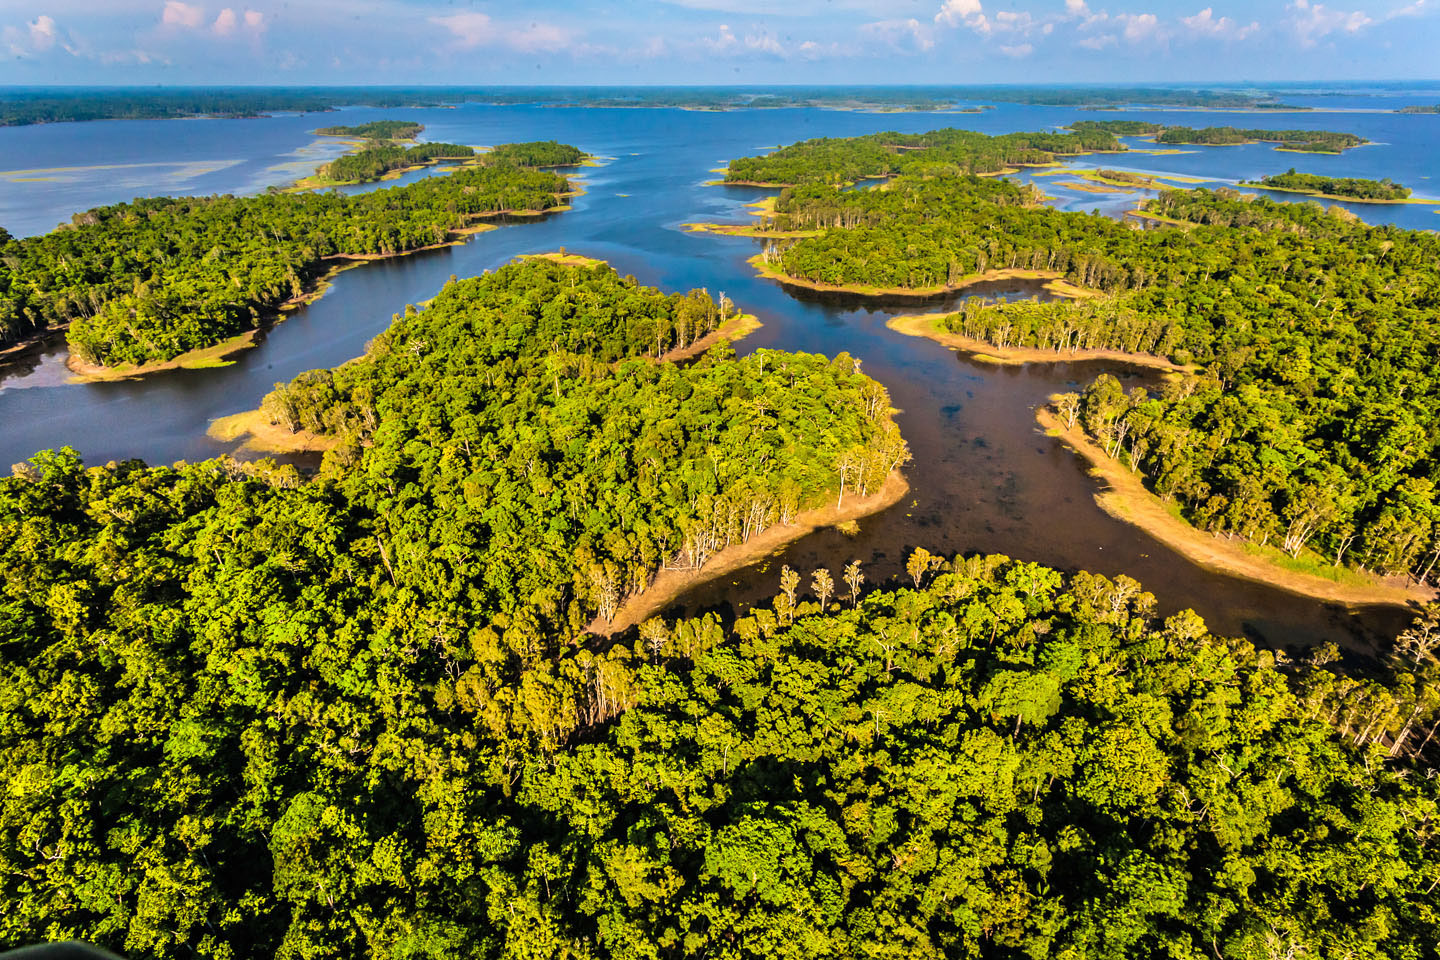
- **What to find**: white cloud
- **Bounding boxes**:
[862,17,936,51]
[510,23,572,53]
[29,14,58,50]
[935,0,990,33]
[243,9,263,30]
[161,1,204,29]
[994,10,1037,32]
[1064,0,1090,13]
[1077,31,1117,47]
[1000,41,1034,56]
[1288,0,1372,45]
[212,8,236,35]
[430,11,575,53]
[704,23,737,51]
[431,11,495,48]
[1181,7,1258,39]
[1116,11,1164,42]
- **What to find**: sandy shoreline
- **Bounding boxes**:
[588,469,911,636]
[1036,408,1435,608]
[60,196,572,382]
[886,312,1190,373]
[751,256,1096,301]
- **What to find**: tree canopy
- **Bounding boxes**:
[0,144,580,367]
[735,136,1440,588]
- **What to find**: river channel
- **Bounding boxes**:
[2,97,1433,651]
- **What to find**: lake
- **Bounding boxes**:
[1,96,1433,652]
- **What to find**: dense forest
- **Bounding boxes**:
[1246,169,1412,200]
[319,142,476,184]
[1067,120,1366,153]
[1153,126,1367,153]
[0,146,578,367]
[724,127,1124,185]
[3,460,1438,959]
[483,141,588,167]
[725,127,1440,587]
[315,120,425,140]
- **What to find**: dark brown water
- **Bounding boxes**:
[0,104,1422,654]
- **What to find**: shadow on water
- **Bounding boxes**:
[0,102,1424,655]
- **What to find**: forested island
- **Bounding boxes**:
[301,137,584,188]
[313,141,478,185]
[714,130,1440,593]
[0,142,582,371]
[315,120,425,140]
[1069,120,1367,153]
[723,127,1123,185]
[1396,104,1440,114]
[1245,169,1413,201]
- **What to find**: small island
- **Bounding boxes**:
[1069,120,1367,154]
[314,119,425,140]
[297,135,587,189]
[1396,104,1440,114]
[1244,168,1413,202]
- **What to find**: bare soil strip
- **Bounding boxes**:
[588,470,911,636]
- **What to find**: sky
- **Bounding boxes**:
[0,0,1436,85]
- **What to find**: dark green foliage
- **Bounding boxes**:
[482,141,587,167]
[725,128,1122,185]
[264,258,905,635]
[1068,121,1365,153]
[0,147,577,365]
[1067,119,1164,135]
[748,130,1440,585]
[315,120,424,140]
[1153,126,1367,153]
[1246,168,1411,200]
[2,506,1436,957]
[321,142,475,183]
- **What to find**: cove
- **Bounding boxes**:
[1,100,1432,653]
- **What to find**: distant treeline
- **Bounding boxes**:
[1396,104,1440,114]
[0,86,1331,126]
[1247,168,1411,200]
[0,146,579,367]
[1069,120,1367,153]
[315,120,424,140]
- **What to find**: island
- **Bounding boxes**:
[1244,168,1413,201]
[314,119,425,140]
[1070,119,1367,153]
[0,142,584,375]
[699,128,1440,601]
[723,127,1125,186]
[295,137,586,189]
[1396,104,1440,114]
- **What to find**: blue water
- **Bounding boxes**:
[0,96,1429,650]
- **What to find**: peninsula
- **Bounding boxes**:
[0,143,584,374]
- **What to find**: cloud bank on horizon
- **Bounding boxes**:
[1,0,1435,84]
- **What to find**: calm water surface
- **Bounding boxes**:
[1,100,1431,651]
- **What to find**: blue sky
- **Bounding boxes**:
[1,0,1436,84]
